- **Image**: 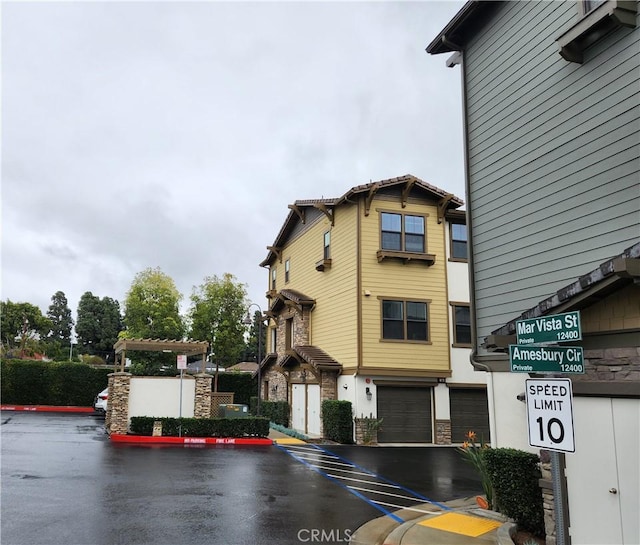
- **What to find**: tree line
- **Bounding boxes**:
[1,267,266,374]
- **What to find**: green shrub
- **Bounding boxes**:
[322,400,353,443]
[483,448,545,537]
[129,416,270,438]
[259,401,289,426]
[1,360,111,406]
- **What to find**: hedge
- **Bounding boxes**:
[483,448,545,537]
[1,360,112,406]
[258,400,290,426]
[322,400,353,443]
[130,416,270,438]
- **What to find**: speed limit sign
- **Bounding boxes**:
[525,378,575,452]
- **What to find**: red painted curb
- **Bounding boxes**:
[110,434,274,446]
[0,405,95,413]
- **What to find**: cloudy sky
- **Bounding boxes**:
[2,0,465,327]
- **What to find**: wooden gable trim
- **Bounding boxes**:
[314,203,334,225]
[287,204,306,224]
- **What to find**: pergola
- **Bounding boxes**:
[113,338,210,373]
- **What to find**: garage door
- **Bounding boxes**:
[449,388,490,443]
[377,386,432,443]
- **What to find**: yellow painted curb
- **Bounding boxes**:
[418,512,502,537]
[273,437,307,444]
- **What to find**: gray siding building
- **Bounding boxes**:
[429,2,639,544]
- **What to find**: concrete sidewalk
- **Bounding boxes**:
[351,496,515,545]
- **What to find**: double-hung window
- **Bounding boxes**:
[381,212,425,253]
[285,259,290,283]
[450,223,468,261]
[323,231,331,260]
[271,267,277,290]
[451,303,471,346]
[382,299,429,342]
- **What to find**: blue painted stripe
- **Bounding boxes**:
[276,444,404,523]
[312,445,450,510]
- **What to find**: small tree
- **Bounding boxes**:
[0,300,51,357]
[122,267,184,374]
[189,273,248,369]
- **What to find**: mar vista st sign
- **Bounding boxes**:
[510,311,584,374]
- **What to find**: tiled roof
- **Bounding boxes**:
[260,174,463,267]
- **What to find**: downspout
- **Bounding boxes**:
[447,40,499,445]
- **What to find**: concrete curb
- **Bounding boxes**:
[496,522,517,545]
[110,434,273,446]
[1,404,95,413]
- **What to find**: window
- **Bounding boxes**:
[271,267,276,290]
[452,304,471,346]
[323,231,331,260]
[557,0,636,63]
[381,212,425,252]
[270,327,277,353]
[581,0,606,14]
[382,299,429,342]
[450,223,468,260]
[285,259,290,283]
[285,318,293,349]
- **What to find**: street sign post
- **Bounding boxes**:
[516,311,581,345]
[509,345,584,374]
[525,378,575,452]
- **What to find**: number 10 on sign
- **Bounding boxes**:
[525,378,575,452]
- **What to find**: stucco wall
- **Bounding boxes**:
[128,376,196,418]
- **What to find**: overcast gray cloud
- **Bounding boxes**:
[1,0,465,325]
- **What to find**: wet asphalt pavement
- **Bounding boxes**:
[1,412,481,545]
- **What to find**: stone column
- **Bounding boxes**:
[194,374,213,418]
[435,419,452,445]
[106,372,131,436]
[539,461,556,545]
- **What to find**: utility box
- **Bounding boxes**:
[219,404,249,418]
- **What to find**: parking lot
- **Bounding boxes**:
[1,412,482,545]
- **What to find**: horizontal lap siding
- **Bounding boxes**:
[309,205,359,366]
[465,1,640,344]
[360,195,450,372]
[282,205,359,363]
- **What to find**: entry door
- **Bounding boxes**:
[307,384,321,436]
[291,384,321,436]
[565,398,639,545]
[292,384,305,433]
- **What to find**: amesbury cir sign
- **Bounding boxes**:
[509,345,584,374]
[510,311,584,374]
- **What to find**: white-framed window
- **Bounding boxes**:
[285,259,290,283]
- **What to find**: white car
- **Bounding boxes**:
[94,388,108,414]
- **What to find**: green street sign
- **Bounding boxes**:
[515,311,582,345]
[509,345,585,374]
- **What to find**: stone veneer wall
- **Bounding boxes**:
[539,462,557,545]
[194,374,213,418]
[435,419,452,445]
[576,347,640,383]
[106,372,131,435]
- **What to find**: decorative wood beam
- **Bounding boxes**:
[437,194,454,224]
[364,182,380,216]
[288,204,306,224]
[267,246,283,263]
[314,203,334,225]
[401,178,416,208]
